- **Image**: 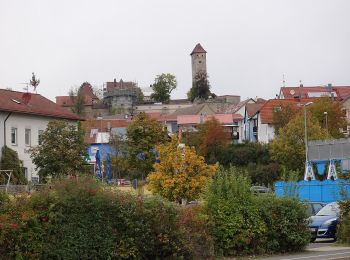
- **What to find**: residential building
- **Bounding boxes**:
[82,119,130,164]
[0,89,81,183]
[177,113,243,143]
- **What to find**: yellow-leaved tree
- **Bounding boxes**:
[147,137,217,203]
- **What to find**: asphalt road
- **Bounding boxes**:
[257,240,350,260]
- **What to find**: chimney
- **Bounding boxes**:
[114,78,116,88]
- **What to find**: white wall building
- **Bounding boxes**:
[0,89,80,183]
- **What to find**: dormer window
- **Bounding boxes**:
[273,106,282,112]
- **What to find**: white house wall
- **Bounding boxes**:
[257,118,275,143]
[0,113,75,182]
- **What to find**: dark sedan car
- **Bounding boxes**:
[306,202,326,217]
[309,202,340,242]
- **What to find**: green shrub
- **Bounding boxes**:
[0,177,213,259]
[257,195,309,252]
[338,200,350,244]
[203,166,309,257]
[0,146,27,184]
[203,167,267,256]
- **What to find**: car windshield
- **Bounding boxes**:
[316,203,340,216]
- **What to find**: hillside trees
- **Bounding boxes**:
[150,73,177,103]
[187,72,211,102]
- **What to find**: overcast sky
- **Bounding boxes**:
[1,0,349,102]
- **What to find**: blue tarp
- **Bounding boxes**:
[275,179,350,203]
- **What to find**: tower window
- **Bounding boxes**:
[198,61,202,64]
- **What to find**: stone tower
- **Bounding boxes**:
[190,43,207,85]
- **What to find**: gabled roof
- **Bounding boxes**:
[280,86,350,101]
[0,89,81,120]
[246,103,265,118]
[259,98,313,124]
[173,103,215,115]
[190,43,207,55]
[225,98,255,113]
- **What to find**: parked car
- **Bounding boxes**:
[116,179,131,186]
[309,202,340,242]
[306,202,326,217]
[250,186,272,194]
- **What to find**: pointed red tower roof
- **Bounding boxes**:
[190,43,207,55]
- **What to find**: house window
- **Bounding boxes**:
[25,129,31,146]
[38,130,44,145]
[23,167,28,180]
[273,106,282,112]
[11,127,17,145]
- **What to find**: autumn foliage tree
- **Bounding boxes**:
[272,103,299,134]
[147,137,218,203]
[309,97,347,138]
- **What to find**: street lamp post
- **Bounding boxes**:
[303,102,314,180]
[324,111,328,136]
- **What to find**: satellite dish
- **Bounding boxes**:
[290,89,295,95]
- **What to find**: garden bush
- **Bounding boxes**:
[203,166,309,257]
[203,167,267,256]
[0,177,214,259]
[257,195,309,252]
[338,200,350,244]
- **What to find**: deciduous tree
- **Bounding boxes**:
[272,103,299,134]
[30,121,86,182]
[147,137,217,203]
[309,97,347,138]
[271,114,327,176]
[126,113,168,179]
[197,117,230,158]
[150,73,177,103]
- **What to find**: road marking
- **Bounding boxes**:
[279,251,350,260]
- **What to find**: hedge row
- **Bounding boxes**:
[0,178,214,259]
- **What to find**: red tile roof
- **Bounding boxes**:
[56,95,96,107]
[190,43,207,55]
[207,114,243,124]
[259,98,313,124]
[177,114,242,125]
[82,119,130,144]
[246,103,265,118]
[280,86,350,100]
[0,89,81,120]
[55,83,99,107]
[145,112,177,122]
